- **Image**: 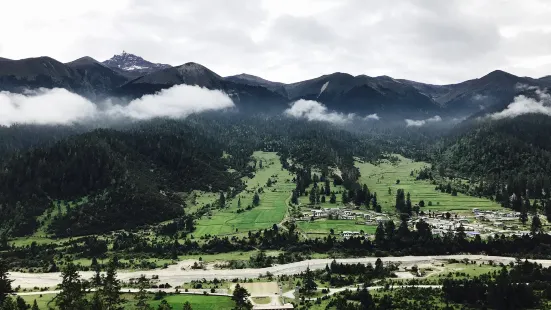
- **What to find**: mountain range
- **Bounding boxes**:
[1,52,550,118]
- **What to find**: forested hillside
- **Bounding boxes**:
[0,115,384,238]
[437,114,551,179]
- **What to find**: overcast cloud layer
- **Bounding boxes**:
[0,85,234,126]
[1,0,551,83]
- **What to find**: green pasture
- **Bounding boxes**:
[194,152,295,236]
[356,155,501,213]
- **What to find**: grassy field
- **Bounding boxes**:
[297,219,378,236]
[356,155,501,213]
[144,295,234,310]
[434,263,502,278]
[20,293,234,310]
[194,152,295,237]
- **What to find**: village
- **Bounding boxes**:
[293,203,535,240]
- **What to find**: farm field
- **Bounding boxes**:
[297,219,378,236]
[194,151,295,237]
[356,155,501,213]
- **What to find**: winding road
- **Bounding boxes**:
[10,255,551,289]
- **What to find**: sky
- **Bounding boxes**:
[1,0,551,84]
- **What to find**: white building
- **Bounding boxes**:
[342,231,361,238]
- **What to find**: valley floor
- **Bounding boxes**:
[10,254,551,289]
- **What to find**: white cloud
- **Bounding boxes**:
[405,115,442,127]
[0,85,234,126]
[0,88,97,126]
[3,0,551,83]
[284,99,354,124]
[364,113,380,120]
[489,88,551,120]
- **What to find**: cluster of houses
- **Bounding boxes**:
[472,208,521,229]
[304,207,391,224]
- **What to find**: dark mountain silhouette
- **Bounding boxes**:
[401,70,544,115]
[66,56,129,95]
[115,63,289,113]
[225,73,288,97]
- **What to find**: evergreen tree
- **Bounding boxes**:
[157,300,173,310]
[252,193,260,207]
[232,284,252,310]
[135,275,151,310]
[375,222,386,246]
[395,189,406,213]
[31,300,39,310]
[90,291,105,310]
[324,179,331,196]
[330,193,337,204]
[238,196,242,208]
[342,191,349,204]
[302,267,317,295]
[405,192,412,215]
[55,263,88,310]
[182,301,193,310]
[16,296,28,310]
[291,190,298,205]
[520,206,529,225]
[0,259,13,304]
[219,192,226,207]
[309,188,316,205]
[101,259,123,310]
[531,215,542,234]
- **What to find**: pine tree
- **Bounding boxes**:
[55,263,88,310]
[252,193,260,206]
[324,179,331,196]
[135,275,151,310]
[157,300,173,310]
[101,259,123,310]
[232,284,252,310]
[330,193,336,204]
[182,301,193,310]
[31,300,39,310]
[342,191,349,204]
[302,267,317,296]
[219,192,225,208]
[531,215,542,234]
[0,259,13,304]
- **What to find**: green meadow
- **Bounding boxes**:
[356,155,501,213]
[194,151,295,236]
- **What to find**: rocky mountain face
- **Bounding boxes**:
[102,51,171,77]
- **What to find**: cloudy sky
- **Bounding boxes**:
[1,0,551,84]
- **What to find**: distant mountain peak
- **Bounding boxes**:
[67,56,104,67]
[102,52,171,74]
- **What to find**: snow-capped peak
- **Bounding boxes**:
[102,51,171,74]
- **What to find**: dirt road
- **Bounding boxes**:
[10,255,550,288]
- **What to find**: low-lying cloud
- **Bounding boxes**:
[0,85,234,126]
[405,115,442,127]
[364,113,380,120]
[490,88,551,120]
[284,99,355,124]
